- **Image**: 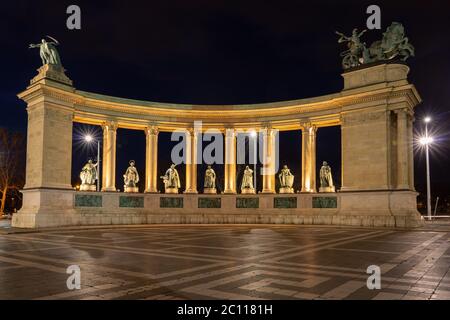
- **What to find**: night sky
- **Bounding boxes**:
[1,1,449,197]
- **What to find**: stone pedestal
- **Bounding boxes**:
[319,186,336,193]
[124,186,139,193]
[342,62,410,91]
[241,188,256,195]
[279,187,294,194]
[340,63,416,193]
[204,188,217,194]
[30,64,73,87]
[12,62,75,228]
[80,184,96,192]
[12,189,78,228]
[165,188,179,194]
[13,190,423,229]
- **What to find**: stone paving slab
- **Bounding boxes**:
[0,224,450,300]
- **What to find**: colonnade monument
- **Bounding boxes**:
[13,23,423,228]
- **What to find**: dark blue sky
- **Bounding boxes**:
[1,0,449,195]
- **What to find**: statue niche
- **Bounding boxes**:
[80,159,98,191]
[241,166,255,194]
[319,161,336,193]
[204,165,217,194]
[123,160,140,193]
[160,164,181,194]
[278,165,295,194]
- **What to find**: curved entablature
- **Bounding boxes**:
[19,63,421,132]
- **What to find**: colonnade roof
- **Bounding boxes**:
[19,63,422,132]
[77,89,343,111]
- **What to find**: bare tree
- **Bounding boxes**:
[0,128,25,215]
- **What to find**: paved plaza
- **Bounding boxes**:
[0,224,449,300]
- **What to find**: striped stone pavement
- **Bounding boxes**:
[0,225,449,300]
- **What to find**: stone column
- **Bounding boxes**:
[184,128,199,194]
[23,101,74,190]
[101,121,117,192]
[12,64,77,228]
[224,128,237,194]
[145,125,159,193]
[301,123,317,193]
[407,114,415,190]
[396,109,409,190]
[261,127,277,194]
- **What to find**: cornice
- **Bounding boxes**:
[18,68,422,132]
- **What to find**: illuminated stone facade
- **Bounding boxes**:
[13,63,423,228]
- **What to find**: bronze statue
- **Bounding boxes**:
[29,36,62,67]
[123,160,139,192]
[319,161,335,193]
[336,22,414,70]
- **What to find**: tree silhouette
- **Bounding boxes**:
[0,128,25,215]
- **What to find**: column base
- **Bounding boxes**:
[203,188,217,194]
[124,186,139,193]
[102,187,117,192]
[164,188,179,194]
[279,187,295,194]
[184,190,199,194]
[260,190,276,194]
[319,186,336,193]
[80,184,96,192]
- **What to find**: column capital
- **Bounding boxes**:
[145,125,159,136]
[394,108,409,116]
[186,127,201,136]
[262,122,273,130]
[300,122,317,134]
[225,128,237,139]
[261,127,277,137]
[102,120,118,132]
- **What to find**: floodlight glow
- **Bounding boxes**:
[250,131,257,138]
[424,117,431,123]
[419,136,434,145]
[84,135,93,143]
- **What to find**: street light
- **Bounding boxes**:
[420,117,433,220]
[250,130,257,192]
[84,135,101,192]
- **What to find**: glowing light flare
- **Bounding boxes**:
[72,124,101,155]
[419,136,434,146]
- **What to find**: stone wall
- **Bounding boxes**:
[12,190,423,228]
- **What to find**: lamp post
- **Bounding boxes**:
[250,130,257,192]
[85,135,101,192]
[420,117,433,220]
